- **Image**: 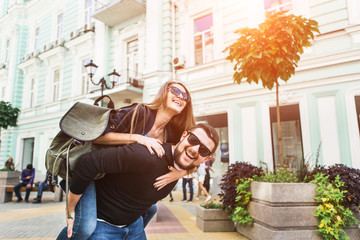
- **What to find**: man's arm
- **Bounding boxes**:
[65,191,82,238]
[29,169,35,185]
[70,144,152,194]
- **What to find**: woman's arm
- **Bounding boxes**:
[154,166,188,190]
[94,132,165,157]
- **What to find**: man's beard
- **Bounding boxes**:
[173,145,197,170]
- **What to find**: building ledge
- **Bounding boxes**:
[93,0,145,27]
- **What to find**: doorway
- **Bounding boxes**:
[22,138,34,169]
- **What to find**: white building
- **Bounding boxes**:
[1,0,360,189]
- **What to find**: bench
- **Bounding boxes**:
[1,185,63,203]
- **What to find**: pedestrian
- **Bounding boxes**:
[33,171,58,203]
[13,164,35,203]
[195,162,212,202]
[203,157,215,193]
[57,80,196,240]
[181,173,194,202]
[3,156,15,171]
[58,123,219,239]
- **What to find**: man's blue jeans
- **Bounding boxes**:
[14,181,31,201]
[182,178,193,201]
[37,181,50,198]
[56,181,156,239]
[89,216,146,240]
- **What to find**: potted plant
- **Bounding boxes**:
[219,162,360,240]
[196,200,235,232]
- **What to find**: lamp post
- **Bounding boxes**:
[84,59,120,97]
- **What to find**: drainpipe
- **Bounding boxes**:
[171,0,176,80]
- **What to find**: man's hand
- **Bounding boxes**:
[26,183,31,188]
[154,167,186,190]
[66,209,75,238]
[26,176,31,179]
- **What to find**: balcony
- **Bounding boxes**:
[87,69,144,104]
[93,0,146,27]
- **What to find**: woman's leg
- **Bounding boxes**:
[142,204,157,228]
[56,181,97,240]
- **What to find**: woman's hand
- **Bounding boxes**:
[154,167,187,190]
[135,135,165,157]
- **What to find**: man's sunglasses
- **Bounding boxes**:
[187,132,212,157]
[168,86,190,103]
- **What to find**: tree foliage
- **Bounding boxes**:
[225,10,319,90]
[0,101,21,129]
[224,11,319,167]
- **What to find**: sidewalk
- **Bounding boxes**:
[0,191,246,240]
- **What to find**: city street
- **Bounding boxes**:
[0,191,246,240]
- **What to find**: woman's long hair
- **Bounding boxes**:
[127,80,195,140]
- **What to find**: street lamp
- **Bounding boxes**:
[84,59,120,97]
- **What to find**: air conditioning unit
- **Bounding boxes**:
[173,56,186,70]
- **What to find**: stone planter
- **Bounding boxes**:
[236,181,360,240]
[0,171,21,202]
[196,205,235,232]
[0,171,21,185]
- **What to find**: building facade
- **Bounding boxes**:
[1,0,360,192]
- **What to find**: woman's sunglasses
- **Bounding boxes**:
[187,132,212,157]
[168,86,190,103]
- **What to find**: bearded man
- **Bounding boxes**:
[59,123,219,240]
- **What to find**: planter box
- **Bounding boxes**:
[0,171,21,203]
[236,182,360,240]
[0,171,21,185]
[196,205,235,232]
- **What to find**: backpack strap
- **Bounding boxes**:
[94,95,114,109]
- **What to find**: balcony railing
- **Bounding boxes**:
[87,69,144,94]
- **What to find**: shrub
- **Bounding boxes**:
[311,173,358,240]
[200,200,223,209]
[316,164,360,211]
[255,165,298,183]
[230,178,253,225]
[219,162,262,213]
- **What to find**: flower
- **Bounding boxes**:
[200,200,223,209]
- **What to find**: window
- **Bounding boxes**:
[34,27,40,51]
[22,138,34,169]
[29,78,36,107]
[196,113,229,186]
[5,39,10,62]
[264,0,292,13]
[81,59,90,94]
[53,69,60,101]
[126,39,139,84]
[270,104,304,171]
[85,0,93,24]
[355,96,360,136]
[57,13,64,39]
[194,14,213,65]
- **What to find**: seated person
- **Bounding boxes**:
[33,171,58,203]
[14,164,35,203]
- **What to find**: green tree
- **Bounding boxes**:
[0,101,20,130]
[224,11,319,167]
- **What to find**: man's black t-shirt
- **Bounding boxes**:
[70,143,177,226]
